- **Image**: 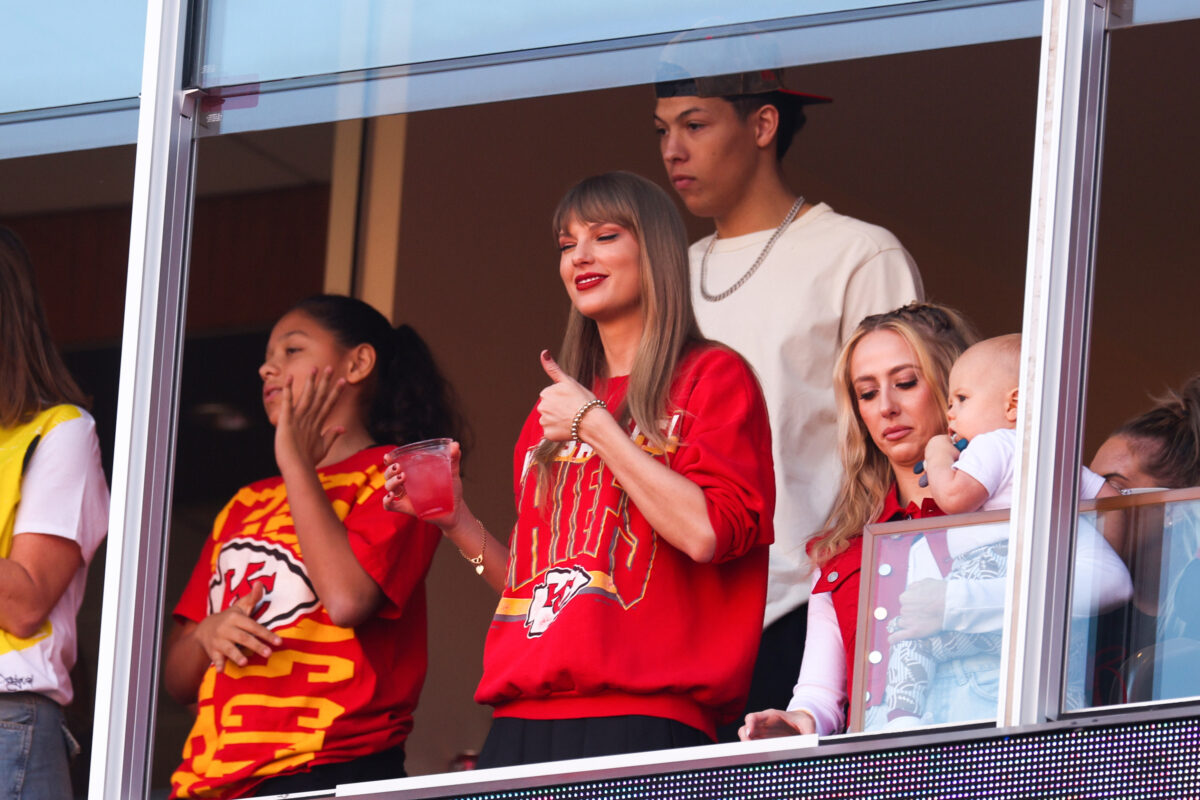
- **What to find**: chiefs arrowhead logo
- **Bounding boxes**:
[208,538,319,629]
[525,565,592,638]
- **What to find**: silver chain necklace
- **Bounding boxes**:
[700,196,805,302]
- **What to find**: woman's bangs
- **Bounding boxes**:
[552,182,637,238]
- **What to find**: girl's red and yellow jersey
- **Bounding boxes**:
[170,446,440,799]
[477,346,775,740]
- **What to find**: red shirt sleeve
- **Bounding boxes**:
[668,347,776,563]
[174,513,227,625]
[344,467,441,619]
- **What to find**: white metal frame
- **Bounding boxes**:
[1000,0,1110,728]
[87,0,197,795]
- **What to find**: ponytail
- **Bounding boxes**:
[370,323,469,449]
[1116,374,1200,489]
[289,294,469,453]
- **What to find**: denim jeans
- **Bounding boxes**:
[923,653,1002,725]
[864,652,1002,731]
[0,693,77,800]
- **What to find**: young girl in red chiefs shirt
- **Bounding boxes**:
[385,171,775,767]
[164,295,465,798]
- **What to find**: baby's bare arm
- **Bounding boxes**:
[924,435,990,514]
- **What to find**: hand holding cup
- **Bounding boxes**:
[384,438,462,526]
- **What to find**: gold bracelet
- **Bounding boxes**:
[458,519,487,576]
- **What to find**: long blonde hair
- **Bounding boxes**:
[810,302,977,565]
[532,171,704,472]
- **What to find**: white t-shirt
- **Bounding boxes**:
[691,202,923,626]
[953,427,1107,510]
[1,410,109,705]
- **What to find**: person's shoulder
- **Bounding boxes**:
[35,405,97,449]
[801,203,906,252]
[680,342,754,376]
[969,428,1017,446]
[673,343,763,400]
[960,428,1017,461]
[332,444,391,475]
[687,232,717,262]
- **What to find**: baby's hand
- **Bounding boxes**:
[923,434,961,468]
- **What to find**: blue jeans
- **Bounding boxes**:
[865,653,1002,731]
[0,693,77,800]
[924,653,1002,724]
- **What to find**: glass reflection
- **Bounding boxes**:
[1,2,144,114]
[1072,491,1200,708]
[855,516,1013,732]
[197,0,918,87]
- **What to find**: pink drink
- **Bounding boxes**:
[388,438,454,519]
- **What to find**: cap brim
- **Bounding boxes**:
[778,88,833,105]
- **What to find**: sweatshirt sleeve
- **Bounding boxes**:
[669,348,775,563]
[787,571,846,735]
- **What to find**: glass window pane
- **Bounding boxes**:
[1069,490,1200,708]
[1075,17,1200,715]
[155,26,1048,794]
[199,0,927,88]
[854,515,1013,732]
[1,3,145,114]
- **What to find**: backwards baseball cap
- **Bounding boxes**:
[654,68,832,105]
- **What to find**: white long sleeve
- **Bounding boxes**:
[786,571,847,736]
[942,516,1131,633]
[1072,514,1133,615]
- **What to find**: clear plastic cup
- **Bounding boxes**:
[387,438,454,520]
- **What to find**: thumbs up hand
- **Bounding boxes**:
[537,350,599,441]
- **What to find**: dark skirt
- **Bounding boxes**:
[477,715,713,769]
[249,744,406,795]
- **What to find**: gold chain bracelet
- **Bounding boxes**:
[458,518,487,576]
